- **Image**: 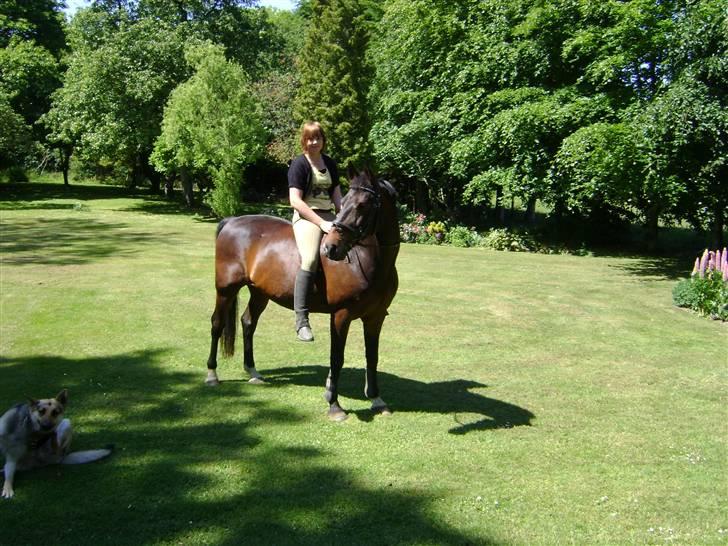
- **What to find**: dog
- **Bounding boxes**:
[0,389,113,499]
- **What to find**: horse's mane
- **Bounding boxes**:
[378,179,397,200]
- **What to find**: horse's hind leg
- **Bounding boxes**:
[206,289,238,386]
[363,313,392,415]
[242,289,269,384]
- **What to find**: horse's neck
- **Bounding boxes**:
[374,207,400,273]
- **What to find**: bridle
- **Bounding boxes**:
[332,185,381,243]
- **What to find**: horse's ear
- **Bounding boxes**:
[363,166,375,182]
[347,164,358,180]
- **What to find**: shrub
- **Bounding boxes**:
[446,225,478,248]
[673,248,728,321]
[481,228,536,252]
[399,212,429,243]
[426,221,446,244]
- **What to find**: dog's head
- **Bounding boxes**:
[28,389,68,432]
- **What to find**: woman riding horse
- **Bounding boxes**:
[206,167,399,421]
[288,122,343,342]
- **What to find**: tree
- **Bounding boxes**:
[151,42,265,215]
[368,0,464,212]
[0,37,62,139]
[0,90,31,174]
[0,0,67,58]
[294,0,374,169]
[46,17,190,187]
[252,7,306,165]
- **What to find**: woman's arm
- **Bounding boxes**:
[289,188,333,233]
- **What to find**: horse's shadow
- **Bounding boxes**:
[262,365,534,434]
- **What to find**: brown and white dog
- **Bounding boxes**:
[0,390,113,499]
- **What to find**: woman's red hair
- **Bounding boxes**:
[300,121,326,153]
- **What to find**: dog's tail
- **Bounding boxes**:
[61,445,114,465]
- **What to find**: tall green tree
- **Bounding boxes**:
[0,0,66,168]
[0,90,31,174]
[0,0,67,57]
[368,0,463,211]
[0,37,62,138]
[294,0,373,169]
[151,42,265,215]
[45,17,190,187]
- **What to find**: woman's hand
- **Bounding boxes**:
[319,221,333,233]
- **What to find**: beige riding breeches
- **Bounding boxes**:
[292,210,335,272]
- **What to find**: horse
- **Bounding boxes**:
[205,168,400,421]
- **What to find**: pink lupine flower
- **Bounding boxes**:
[716,249,722,269]
[699,249,709,278]
[691,257,700,277]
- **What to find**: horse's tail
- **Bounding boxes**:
[216,217,232,238]
[221,292,238,358]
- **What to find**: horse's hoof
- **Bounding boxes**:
[248,377,265,385]
[328,408,348,422]
[373,405,392,416]
[205,378,220,387]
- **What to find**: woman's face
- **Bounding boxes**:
[305,133,324,154]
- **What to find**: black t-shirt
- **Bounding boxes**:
[287,154,340,197]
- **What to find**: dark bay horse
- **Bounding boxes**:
[205,169,399,421]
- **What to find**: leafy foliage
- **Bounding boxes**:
[0,90,31,172]
[0,37,62,139]
[294,0,375,168]
[673,248,728,321]
[0,0,66,57]
[151,43,265,217]
[673,272,728,321]
[46,18,191,183]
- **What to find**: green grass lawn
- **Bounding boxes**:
[0,179,726,545]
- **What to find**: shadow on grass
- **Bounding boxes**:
[608,256,688,281]
[0,216,172,266]
[0,351,499,545]
[0,181,144,205]
[263,365,534,434]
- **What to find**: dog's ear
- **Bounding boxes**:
[56,389,68,407]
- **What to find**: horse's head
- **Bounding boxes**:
[323,167,381,261]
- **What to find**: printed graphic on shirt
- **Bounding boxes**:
[307,168,333,210]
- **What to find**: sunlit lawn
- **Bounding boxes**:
[0,179,725,545]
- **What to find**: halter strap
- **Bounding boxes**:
[332,185,381,241]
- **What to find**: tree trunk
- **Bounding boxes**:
[712,203,725,248]
[645,204,660,252]
[164,176,174,199]
[495,185,505,224]
[526,196,537,225]
[415,179,428,214]
[180,168,194,207]
[61,148,70,186]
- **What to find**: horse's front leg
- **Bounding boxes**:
[325,309,351,421]
[242,290,269,384]
[363,313,392,415]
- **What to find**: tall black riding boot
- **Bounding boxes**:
[294,269,315,342]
